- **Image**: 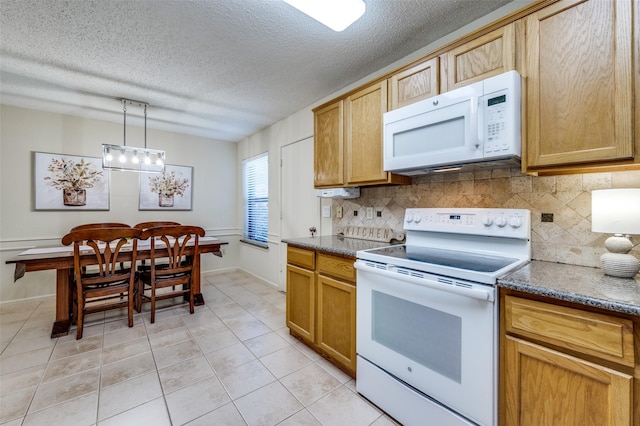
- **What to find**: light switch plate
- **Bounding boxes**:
[322,206,331,218]
[336,206,343,218]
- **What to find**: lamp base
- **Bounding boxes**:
[600,252,640,278]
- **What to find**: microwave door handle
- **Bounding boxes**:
[469,95,481,149]
[477,95,486,149]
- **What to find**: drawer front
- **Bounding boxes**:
[505,296,635,367]
[317,253,356,283]
[287,246,315,269]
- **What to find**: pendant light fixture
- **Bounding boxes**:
[102,99,165,173]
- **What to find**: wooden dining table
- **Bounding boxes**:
[6,237,229,338]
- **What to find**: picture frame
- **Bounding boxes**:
[34,151,110,211]
[139,164,193,211]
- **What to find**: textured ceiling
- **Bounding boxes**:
[0,0,517,142]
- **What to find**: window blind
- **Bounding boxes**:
[243,153,268,246]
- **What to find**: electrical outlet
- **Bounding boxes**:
[376,210,382,218]
[353,210,358,216]
[336,206,343,218]
[366,207,374,219]
[541,213,554,223]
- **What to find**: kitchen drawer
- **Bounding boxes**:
[317,253,356,283]
[504,295,635,367]
[287,246,315,270]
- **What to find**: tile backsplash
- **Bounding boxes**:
[332,168,640,268]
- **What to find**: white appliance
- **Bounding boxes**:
[315,187,360,199]
[383,71,521,175]
[355,208,531,426]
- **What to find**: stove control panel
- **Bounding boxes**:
[404,208,530,239]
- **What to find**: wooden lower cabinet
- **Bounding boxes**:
[504,336,632,426]
[316,274,356,374]
[286,264,315,342]
[500,290,638,426]
[286,246,357,377]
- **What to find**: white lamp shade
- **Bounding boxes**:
[591,188,640,235]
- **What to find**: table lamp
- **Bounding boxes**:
[591,188,640,278]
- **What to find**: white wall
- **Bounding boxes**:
[0,105,239,302]
[236,108,313,289]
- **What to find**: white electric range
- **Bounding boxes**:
[355,207,531,426]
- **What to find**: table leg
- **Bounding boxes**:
[51,268,71,338]
[193,253,204,306]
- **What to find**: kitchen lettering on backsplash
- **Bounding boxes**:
[338,226,395,242]
[332,168,640,269]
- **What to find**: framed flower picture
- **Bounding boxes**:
[139,164,193,211]
[34,152,110,210]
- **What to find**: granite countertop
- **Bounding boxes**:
[282,235,392,257]
[498,260,640,316]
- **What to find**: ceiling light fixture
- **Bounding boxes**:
[282,0,366,32]
[102,99,165,173]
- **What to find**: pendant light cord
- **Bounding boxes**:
[144,104,147,149]
[123,100,127,147]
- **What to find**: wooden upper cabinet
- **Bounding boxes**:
[442,23,517,91]
[388,57,440,110]
[524,0,634,170]
[345,81,389,185]
[314,100,343,187]
[314,82,409,188]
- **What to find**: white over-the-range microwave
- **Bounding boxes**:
[383,70,522,175]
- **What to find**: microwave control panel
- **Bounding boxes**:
[481,70,521,157]
[484,92,509,153]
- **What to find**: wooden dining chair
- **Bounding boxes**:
[137,225,205,323]
[133,221,181,272]
[62,227,142,339]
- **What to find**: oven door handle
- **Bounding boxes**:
[354,260,494,302]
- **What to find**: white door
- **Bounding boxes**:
[280,137,318,291]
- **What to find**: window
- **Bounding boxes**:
[242,153,268,247]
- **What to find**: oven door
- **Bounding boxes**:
[355,260,496,426]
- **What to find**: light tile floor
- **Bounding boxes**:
[0,270,399,426]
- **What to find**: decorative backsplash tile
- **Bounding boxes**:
[332,168,640,268]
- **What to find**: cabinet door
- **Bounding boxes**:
[286,264,315,342]
[504,336,633,426]
[524,0,633,169]
[389,57,440,110]
[443,23,516,91]
[316,274,356,374]
[344,81,389,185]
[314,100,343,187]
